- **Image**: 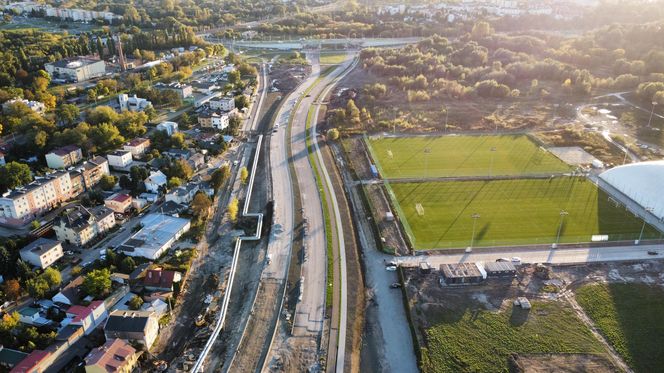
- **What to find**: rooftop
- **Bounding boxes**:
[118,214,189,257]
[20,238,61,257]
[67,300,104,323]
[47,56,103,69]
[85,338,136,370]
[106,193,131,203]
[48,145,80,156]
[10,350,50,373]
[105,310,154,333]
[440,263,484,279]
[125,137,149,147]
[143,269,179,289]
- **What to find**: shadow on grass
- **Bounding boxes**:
[509,305,530,327]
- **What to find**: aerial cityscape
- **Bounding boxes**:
[0,0,663,372]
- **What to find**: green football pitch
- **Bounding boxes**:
[388,177,660,249]
[367,135,572,179]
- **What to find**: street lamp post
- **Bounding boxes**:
[637,207,655,244]
[554,210,569,248]
[469,213,481,249]
[442,104,449,133]
[647,101,658,128]
[424,148,431,178]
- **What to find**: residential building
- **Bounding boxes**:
[104,310,159,349]
[45,145,83,169]
[69,171,85,196]
[118,94,151,112]
[209,96,235,112]
[163,149,191,160]
[44,7,120,22]
[84,338,138,373]
[144,170,167,194]
[45,57,106,83]
[198,109,230,130]
[143,269,181,292]
[66,300,108,335]
[117,214,190,260]
[0,171,73,226]
[9,350,51,373]
[165,184,199,205]
[79,156,110,189]
[19,238,63,269]
[0,346,27,371]
[3,98,46,114]
[154,82,193,99]
[17,307,41,325]
[191,81,221,94]
[107,150,133,169]
[104,193,132,213]
[53,205,116,246]
[155,121,178,136]
[189,153,205,169]
[123,138,150,157]
[52,276,84,306]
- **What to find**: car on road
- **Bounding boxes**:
[305,94,311,97]
[496,258,510,262]
[385,265,397,272]
[511,257,522,264]
[648,251,659,255]
[389,283,402,289]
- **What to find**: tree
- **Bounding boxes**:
[0,162,32,190]
[0,312,19,334]
[71,265,82,277]
[210,165,230,191]
[346,99,360,124]
[3,279,21,300]
[83,268,111,298]
[89,123,125,153]
[327,128,339,140]
[98,175,117,191]
[42,267,61,289]
[129,295,143,310]
[191,191,211,218]
[120,257,136,273]
[228,70,241,85]
[0,246,12,276]
[25,277,49,299]
[87,106,119,125]
[56,104,79,126]
[234,95,249,110]
[168,177,182,188]
[169,159,193,180]
[471,21,494,39]
[239,167,248,184]
[170,132,187,149]
[228,197,239,222]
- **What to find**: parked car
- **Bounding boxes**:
[496,258,510,262]
[511,257,522,264]
[390,283,402,289]
[648,251,659,255]
[385,265,397,272]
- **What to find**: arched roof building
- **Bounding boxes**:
[599,160,664,220]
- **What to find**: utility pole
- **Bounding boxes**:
[637,207,655,244]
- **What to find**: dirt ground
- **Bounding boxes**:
[340,137,408,256]
[402,260,664,372]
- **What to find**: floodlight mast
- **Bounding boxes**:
[647,101,658,128]
[469,213,481,249]
[637,207,655,244]
[554,210,569,248]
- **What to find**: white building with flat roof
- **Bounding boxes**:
[20,238,63,269]
[107,150,133,169]
[117,214,190,259]
[118,94,152,112]
[156,121,178,136]
[45,57,106,83]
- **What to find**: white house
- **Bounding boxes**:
[123,138,150,157]
[67,300,108,335]
[19,238,63,269]
[209,96,235,112]
[156,121,178,136]
[3,98,46,114]
[144,170,167,193]
[107,150,133,169]
[118,94,152,112]
[165,184,199,205]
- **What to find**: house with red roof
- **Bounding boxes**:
[143,269,181,292]
[104,193,132,213]
[9,350,51,373]
[84,338,139,373]
[66,300,108,335]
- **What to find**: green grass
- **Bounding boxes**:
[367,135,572,179]
[576,283,664,373]
[389,177,659,249]
[319,52,349,65]
[422,301,607,373]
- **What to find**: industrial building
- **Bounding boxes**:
[483,261,517,277]
[117,214,190,259]
[439,263,486,285]
[45,57,106,82]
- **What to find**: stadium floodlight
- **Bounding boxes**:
[442,103,449,133]
[424,148,432,178]
[648,101,658,128]
[469,213,481,249]
[488,147,497,177]
[637,207,655,244]
[495,104,503,133]
[554,210,569,248]
[552,103,559,126]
